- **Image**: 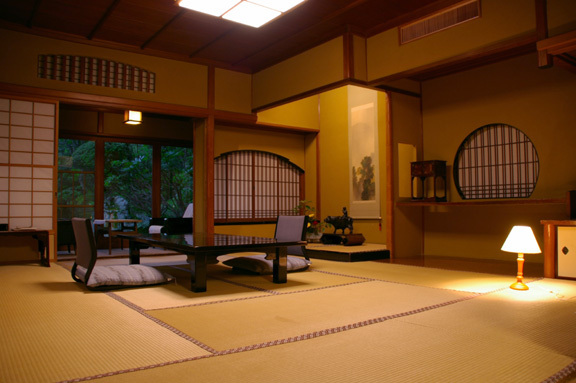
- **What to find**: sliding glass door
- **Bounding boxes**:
[104,142,152,223]
[58,139,192,230]
[161,146,193,218]
[57,138,95,219]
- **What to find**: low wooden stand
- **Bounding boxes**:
[305,243,389,262]
[321,233,366,246]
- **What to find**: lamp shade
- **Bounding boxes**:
[501,225,541,254]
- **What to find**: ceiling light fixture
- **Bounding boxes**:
[124,110,142,125]
[177,0,307,28]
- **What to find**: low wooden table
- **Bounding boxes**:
[0,230,50,266]
[119,233,305,292]
[305,243,389,262]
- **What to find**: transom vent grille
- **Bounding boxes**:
[400,0,480,44]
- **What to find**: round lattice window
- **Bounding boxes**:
[453,123,539,200]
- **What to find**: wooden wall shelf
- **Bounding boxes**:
[396,198,566,207]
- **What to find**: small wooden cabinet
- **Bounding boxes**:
[541,220,576,279]
[557,227,576,278]
[411,160,447,202]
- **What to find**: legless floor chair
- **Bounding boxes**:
[71,218,174,290]
[222,215,310,275]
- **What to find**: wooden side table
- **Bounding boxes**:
[0,230,50,267]
[411,160,447,202]
[101,219,142,254]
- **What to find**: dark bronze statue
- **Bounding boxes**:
[324,207,354,235]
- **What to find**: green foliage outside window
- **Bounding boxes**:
[58,139,193,228]
[161,146,193,218]
[104,142,152,222]
[58,139,95,219]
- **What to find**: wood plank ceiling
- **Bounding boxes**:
[0,0,467,75]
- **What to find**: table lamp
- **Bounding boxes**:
[501,225,541,290]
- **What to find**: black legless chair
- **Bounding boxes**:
[274,215,309,260]
[221,215,310,274]
[71,218,173,290]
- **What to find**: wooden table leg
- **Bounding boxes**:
[108,223,113,255]
[271,247,287,284]
[187,253,207,292]
[542,222,557,278]
[34,232,50,267]
[128,240,141,264]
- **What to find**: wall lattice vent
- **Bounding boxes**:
[38,54,156,93]
[400,0,480,44]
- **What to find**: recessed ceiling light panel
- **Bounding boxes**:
[223,2,281,28]
[178,0,241,17]
[177,0,307,28]
[249,0,306,13]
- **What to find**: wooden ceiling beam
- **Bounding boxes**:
[555,54,576,74]
[88,0,122,40]
[26,0,43,28]
[141,9,186,50]
[536,0,552,68]
[188,27,238,59]
[537,29,576,72]
[537,30,576,56]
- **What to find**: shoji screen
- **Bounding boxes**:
[453,124,539,200]
[214,150,303,223]
[0,97,57,230]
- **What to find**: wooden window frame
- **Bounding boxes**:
[214,150,304,224]
[453,123,539,200]
[58,133,192,220]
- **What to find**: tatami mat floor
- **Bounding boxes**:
[385,255,544,278]
[3,250,576,383]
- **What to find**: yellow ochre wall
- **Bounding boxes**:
[317,86,389,244]
[258,96,320,130]
[256,95,320,219]
[367,0,536,82]
[59,108,195,141]
[0,29,210,109]
[547,0,576,36]
[242,86,390,244]
[420,53,576,262]
[252,37,345,110]
[390,92,424,259]
[214,69,252,114]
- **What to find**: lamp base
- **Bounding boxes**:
[510,281,529,290]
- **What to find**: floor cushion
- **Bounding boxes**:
[222,254,310,275]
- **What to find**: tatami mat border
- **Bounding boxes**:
[542,360,576,383]
[60,285,495,383]
[52,260,569,383]
[165,263,370,295]
[106,292,218,354]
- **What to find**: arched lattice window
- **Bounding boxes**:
[214,150,304,223]
[453,123,539,199]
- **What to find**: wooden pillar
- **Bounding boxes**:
[193,66,215,235]
[535,0,552,68]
